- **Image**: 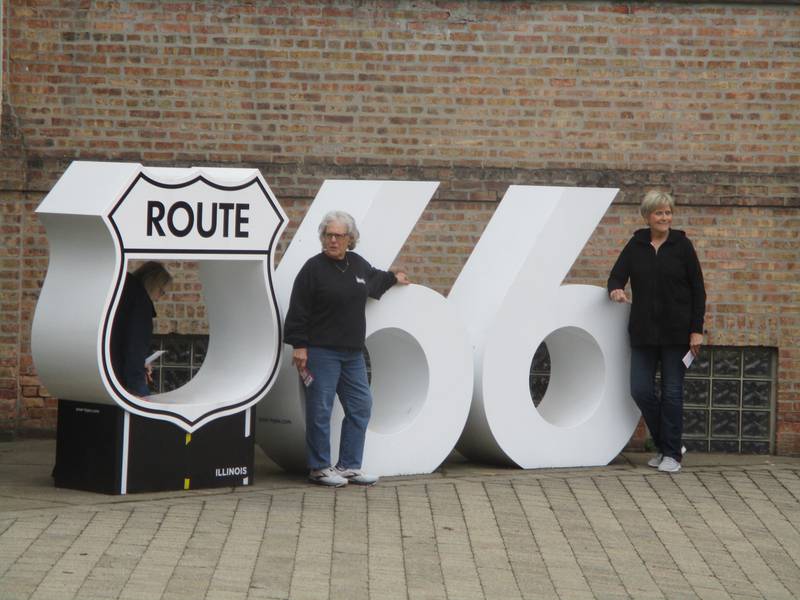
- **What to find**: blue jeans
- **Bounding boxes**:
[304,347,372,471]
[630,345,687,461]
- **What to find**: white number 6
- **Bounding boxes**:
[449,186,639,468]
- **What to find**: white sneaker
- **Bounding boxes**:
[308,467,348,487]
[658,456,682,473]
[648,446,686,468]
[335,467,379,486]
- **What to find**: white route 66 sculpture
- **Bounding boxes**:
[32,161,638,478]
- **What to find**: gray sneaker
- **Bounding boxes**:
[648,446,686,468]
[308,467,348,487]
[658,456,682,473]
[335,467,379,486]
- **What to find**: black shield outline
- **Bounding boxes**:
[102,171,286,428]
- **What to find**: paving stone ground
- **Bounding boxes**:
[1,440,799,600]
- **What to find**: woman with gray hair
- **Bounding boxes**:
[607,190,706,474]
[283,210,410,487]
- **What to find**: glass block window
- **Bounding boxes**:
[682,346,776,454]
[529,344,550,408]
[149,334,208,393]
[530,344,776,454]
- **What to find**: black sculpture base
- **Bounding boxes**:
[53,399,254,494]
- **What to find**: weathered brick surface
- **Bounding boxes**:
[5,1,800,185]
[1,1,798,452]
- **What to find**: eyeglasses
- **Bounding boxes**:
[323,232,349,241]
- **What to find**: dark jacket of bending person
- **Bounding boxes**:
[111,261,172,396]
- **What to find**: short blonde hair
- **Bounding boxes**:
[133,261,172,299]
[640,190,675,218]
[318,210,359,250]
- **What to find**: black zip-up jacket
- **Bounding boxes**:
[110,273,156,393]
[284,251,397,351]
[607,228,706,347]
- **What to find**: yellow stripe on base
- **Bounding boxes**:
[184,478,190,490]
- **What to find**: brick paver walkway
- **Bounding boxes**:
[2,440,799,599]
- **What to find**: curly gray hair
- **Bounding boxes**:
[318,210,359,250]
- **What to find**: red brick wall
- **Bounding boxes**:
[1,1,798,451]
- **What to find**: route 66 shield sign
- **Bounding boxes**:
[32,162,287,432]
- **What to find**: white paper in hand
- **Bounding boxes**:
[682,350,694,369]
[145,350,166,366]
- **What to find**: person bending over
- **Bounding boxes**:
[111,261,172,396]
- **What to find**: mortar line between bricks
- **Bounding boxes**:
[192,499,233,597]
[0,513,57,581]
[5,464,800,522]
[202,496,241,600]
[510,480,561,597]
[563,477,634,599]
[590,476,668,599]
[364,487,372,600]
[25,512,95,599]
[589,476,667,599]
[139,500,207,600]
[108,504,175,600]
[328,490,337,600]
[394,485,412,600]
[737,469,800,538]
[763,470,800,529]
[1,465,797,525]
[286,490,327,600]
[72,508,136,600]
[763,468,800,504]
[641,473,742,597]
[0,492,77,509]
[701,470,797,588]
[479,481,524,599]
[631,473,730,597]
[15,198,25,439]
[447,481,487,600]
[0,517,13,537]
[423,482,450,600]
[693,471,795,595]
[604,475,693,598]
[29,509,125,600]
[664,472,763,597]
[241,493,274,600]
[539,478,607,598]
[523,479,593,597]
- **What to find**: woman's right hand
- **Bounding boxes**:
[292,347,308,371]
[609,289,630,303]
[145,363,154,385]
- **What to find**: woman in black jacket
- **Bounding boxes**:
[608,190,706,473]
[284,211,409,487]
[111,261,172,396]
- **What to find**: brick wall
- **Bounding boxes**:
[1,1,798,452]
